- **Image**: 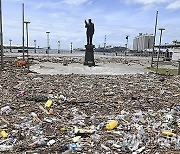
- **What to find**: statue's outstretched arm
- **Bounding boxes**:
[85,20,88,28]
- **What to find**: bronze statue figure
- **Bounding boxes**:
[85,19,95,45]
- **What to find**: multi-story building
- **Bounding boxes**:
[133,33,154,51]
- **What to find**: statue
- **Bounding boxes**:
[85,19,95,45]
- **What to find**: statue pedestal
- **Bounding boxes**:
[84,45,95,66]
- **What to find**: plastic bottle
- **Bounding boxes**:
[0,145,13,152]
[1,106,12,114]
[162,131,176,136]
[47,139,56,146]
[45,100,53,108]
[31,112,38,118]
[175,136,180,150]
[97,121,106,130]
[69,143,77,151]
[106,120,118,130]
[1,130,8,138]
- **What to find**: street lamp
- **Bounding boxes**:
[156,28,165,73]
[9,39,12,52]
[125,35,129,63]
[104,35,106,49]
[34,40,36,53]
[151,11,158,68]
[22,3,25,60]
[126,35,129,49]
[46,31,50,57]
[24,21,30,70]
[70,42,73,53]
[0,0,4,71]
[58,41,60,53]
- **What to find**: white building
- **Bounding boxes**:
[133,33,154,51]
[172,48,180,61]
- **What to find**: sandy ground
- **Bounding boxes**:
[4,52,160,75]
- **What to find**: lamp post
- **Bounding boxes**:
[151,11,158,68]
[24,21,30,70]
[70,42,73,53]
[125,35,129,63]
[126,35,129,49]
[178,59,180,75]
[34,40,36,53]
[46,31,50,57]
[58,41,60,53]
[9,39,12,52]
[156,28,165,73]
[0,0,4,71]
[104,35,106,49]
[22,3,25,60]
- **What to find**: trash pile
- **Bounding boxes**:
[0,60,179,153]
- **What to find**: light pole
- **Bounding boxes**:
[70,42,73,53]
[22,3,25,60]
[104,35,106,49]
[24,21,30,70]
[125,35,129,63]
[0,0,4,71]
[46,31,50,57]
[156,28,165,73]
[9,39,12,52]
[126,35,129,49]
[178,59,180,75]
[151,11,158,68]
[58,41,60,53]
[34,40,36,53]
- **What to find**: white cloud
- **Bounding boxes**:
[166,0,180,9]
[63,0,90,6]
[126,0,170,4]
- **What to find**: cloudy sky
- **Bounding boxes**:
[2,0,180,49]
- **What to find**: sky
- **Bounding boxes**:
[1,0,180,49]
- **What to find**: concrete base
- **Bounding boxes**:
[84,45,95,66]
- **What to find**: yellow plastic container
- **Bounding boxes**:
[1,130,8,138]
[45,100,53,108]
[162,131,176,136]
[178,123,180,128]
[106,120,118,130]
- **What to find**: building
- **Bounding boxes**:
[133,33,154,51]
[154,44,180,61]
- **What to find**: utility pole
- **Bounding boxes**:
[156,28,165,73]
[0,0,4,71]
[22,3,25,60]
[34,40,36,53]
[151,11,158,68]
[24,21,30,70]
[9,39,12,52]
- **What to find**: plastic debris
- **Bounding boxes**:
[162,131,176,137]
[0,130,8,138]
[45,100,53,108]
[1,106,12,114]
[1,56,179,153]
[106,120,118,130]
